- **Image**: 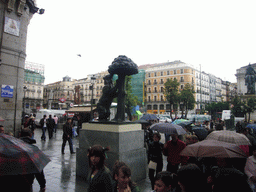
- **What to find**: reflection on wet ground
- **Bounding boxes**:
[32,128,158,191]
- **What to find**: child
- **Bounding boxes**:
[112,161,140,192]
[153,171,178,192]
[87,144,113,192]
[148,132,164,189]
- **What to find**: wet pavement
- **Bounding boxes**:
[32,128,167,192]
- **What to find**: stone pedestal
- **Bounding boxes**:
[76,122,147,182]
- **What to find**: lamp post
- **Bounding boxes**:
[23,86,27,118]
[90,75,96,120]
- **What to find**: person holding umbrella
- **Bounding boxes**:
[163,134,188,174]
[0,130,50,192]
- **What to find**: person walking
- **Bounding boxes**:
[163,134,188,174]
[148,132,164,190]
[53,115,58,133]
[40,115,47,141]
[47,115,55,139]
[61,118,75,154]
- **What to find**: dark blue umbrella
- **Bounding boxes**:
[191,126,209,141]
[246,124,256,134]
[139,114,158,121]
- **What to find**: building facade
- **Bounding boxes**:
[0,0,41,135]
[23,61,45,114]
[43,76,75,109]
[144,61,196,114]
[236,63,256,95]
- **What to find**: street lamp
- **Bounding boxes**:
[23,86,27,118]
[90,75,96,120]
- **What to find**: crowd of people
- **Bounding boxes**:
[2,114,256,191]
[141,117,256,192]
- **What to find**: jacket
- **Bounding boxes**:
[87,166,113,192]
[148,141,164,163]
[163,139,188,165]
[62,122,73,139]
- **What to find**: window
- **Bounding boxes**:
[155,72,157,77]
[147,105,152,110]
[153,104,158,110]
[180,69,183,74]
[148,96,151,101]
[154,87,157,93]
[148,80,151,85]
[148,88,151,93]
[161,71,163,76]
[148,73,151,77]
[167,71,170,75]
[154,79,157,84]
[160,79,164,84]
[160,104,164,109]
[160,95,164,102]
[181,85,184,89]
[180,77,184,82]
[174,70,176,74]
[161,87,164,92]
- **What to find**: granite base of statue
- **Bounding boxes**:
[76,56,147,182]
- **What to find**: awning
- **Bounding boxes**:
[65,106,97,113]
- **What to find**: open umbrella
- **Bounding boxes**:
[180,139,247,158]
[140,114,158,121]
[0,133,51,176]
[246,124,256,134]
[205,130,251,146]
[191,126,209,141]
[172,119,188,125]
[150,123,187,135]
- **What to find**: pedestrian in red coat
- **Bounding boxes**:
[163,134,188,174]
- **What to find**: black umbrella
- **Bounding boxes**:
[140,114,158,121]
[191,126,209,141]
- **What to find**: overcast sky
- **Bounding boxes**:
[26,0,256,84]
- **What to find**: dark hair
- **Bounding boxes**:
[177,164,206,192]
[153,132,161,140]
[155,171,177,188]
[112,161,137,188]
[20,128,32,137]
[88,145,109,169]
[112,161,127,180]
[0,125,3,128]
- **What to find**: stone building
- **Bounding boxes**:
[0,0,43,136]
[236,63,256,95]
[23,61,44,114]
[144,61,196,114]
[143,60,230,115]
[43,76,75,110]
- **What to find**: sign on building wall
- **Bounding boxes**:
[1,85,14,98]
[4,17,20,36]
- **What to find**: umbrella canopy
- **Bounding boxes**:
[0,133,51,176]
[134,119,151,124]
[205,130,251,146]
[246,124,256,134]
[191,126,209,141]
[172,119,188,125]
[150,123,187,135]
[180,139,247,158]
[140,114,158,121]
